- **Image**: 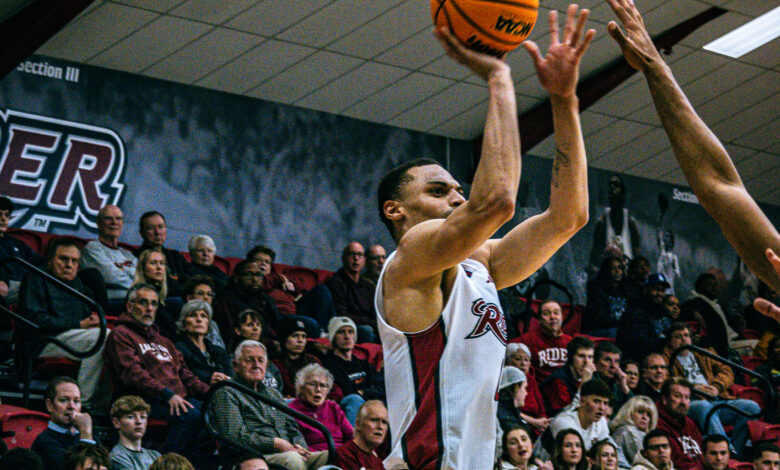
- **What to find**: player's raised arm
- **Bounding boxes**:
[486,5,595,289]
[382,27,521,283]
[606,0,780,291]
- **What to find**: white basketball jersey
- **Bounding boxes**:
[375,251,508,470]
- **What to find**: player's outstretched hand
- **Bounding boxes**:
[433,27,509,81]
[755,248,780,321]
[605,0,663,72]
[524,4,595,98]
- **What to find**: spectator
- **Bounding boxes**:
[681,273,744,358]
[753,443,780,470]
[63,443,110,470]
[662,323,759,455]
[19,238,109,412]
[621,257,651,304]
[662,296,681,322]
[272,317,328,398]
[208,340,329,469]
[495,425,546,470]
[655,378,703,470]
[506,343,549,434]
[232,308,282,392]
[585,255,628,337]
[324,242,377,343]
[0,448,44,470]
[323,317,385,425]
[212,260,280,342]
[364,245,386,286]
[631,429,674,470]
[754,334,780,422]
[134,248,178,338]
[136,211,189,297]
[149,453,195,470]
[31,377,96,470]
[231,456,270,470]
[617,273,672,361]
[497,366,530,433]
[289,364,354,452]
[109,395,161,470]
[635,354,668,401]
[518,300,573,381]
[174,299,233,385]
[623,361,641,393]
[104,284,212,464]
[187,235,228,290]
[182,275,224,348]
[700,436,729,470]
[549,379,628,467]
[611,396,658,464]
[337,400,388,470]
[552,429,588,470]
[540,336,595,415]
[589,440,619,470]
[247,245,335,334]
[593,342,633,413]
[81,204,137,302]
[0,196,45,302]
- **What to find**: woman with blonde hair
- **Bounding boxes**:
[133,249,177,337]
[610,395,658,463]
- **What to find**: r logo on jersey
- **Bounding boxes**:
[465,298,508,345]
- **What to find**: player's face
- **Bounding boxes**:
[46,382,81,428]
[663,384,691,418]
[561,433,583,466]
[755,452,780,470]
[505,428,533,465]
[643,355,668,387]
[357,403,389,448]
[113,410,148,441]
[49,245,80,281]
[702,441,730,470]
[644,437,672,469]
[539,301,563,336]
[595,444,618,470]
[631,407,652,432]
[624,363,640,389]
[397,165,465,229]
[596,352,620,378]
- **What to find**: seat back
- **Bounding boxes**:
[0,404,50,449]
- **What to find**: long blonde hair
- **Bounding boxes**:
[610,395,658,432]
[134,248,168,301]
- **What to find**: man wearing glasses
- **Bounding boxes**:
[104,283,214,466]
[325,242,377,343]
[636,354,669,401]
[81,204,137,302]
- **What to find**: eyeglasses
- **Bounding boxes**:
[305,381,330,390]
[194,290,215,298]
[646,443,670,451]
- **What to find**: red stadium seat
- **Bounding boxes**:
[33,357,80,379]
[212,255,231,275]
[729,384,766,410]
[354,343,384,372]
[743,356,765,371]
[7,228,45,254]
[743,329,761,340]
[728,460,753,470]
[749,421,780,446]
[278,265,321,292]
[0,404,49,449]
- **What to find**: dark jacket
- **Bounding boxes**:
[135,243,190,297]
[617,298,669,361]
[187,263,229,291]
[174,336,233,384]
[540,364,580,416]
[323,352,385,400]
[212,279,278,343]
[584,279,628,333]
[18,272,93,339]
[497,390,530,432]
[325,268,376,329]
[0,234,45,283]
[593,370,633,411]
[104,315,209,401]
[31,427,81,470]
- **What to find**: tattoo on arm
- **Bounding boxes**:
[551,147,571,188]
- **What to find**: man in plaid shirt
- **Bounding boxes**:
[209,340,329,470]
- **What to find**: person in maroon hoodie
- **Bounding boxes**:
[515,300,573,381]
[104,283,213,466]
[656,378,703,470]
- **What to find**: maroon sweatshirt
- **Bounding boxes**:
[104,315,209,401]
[656,401,704,470]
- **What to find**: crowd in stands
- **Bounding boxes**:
[0,192,779,470]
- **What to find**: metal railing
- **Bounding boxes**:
[669,344,775,430]
[0,256,107,406]
[202,380,338,467]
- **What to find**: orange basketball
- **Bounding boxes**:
[431,0,539,56]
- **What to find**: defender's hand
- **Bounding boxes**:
[523,4,595,98]
[755,249,780,321]
[605,0,663,72]
[433,27,510,81]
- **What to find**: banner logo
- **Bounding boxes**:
[0,109,126,231]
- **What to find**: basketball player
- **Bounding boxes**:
[374,5,595,470]
[605,0,780,292]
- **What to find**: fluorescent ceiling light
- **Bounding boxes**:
[703,5,780,58]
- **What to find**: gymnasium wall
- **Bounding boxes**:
[1,55,778,303]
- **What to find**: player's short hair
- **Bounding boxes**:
[64,443,110,470]
[661,377,693,398]
[594,341,622,362]
[246,245,275,262]
[377,157,441,238]
[45,376,79,402]
[110,395,151,420]
[566,336,594,365]
[702,434,729,453]
[580,379,613,401]
[643,429,670,450]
